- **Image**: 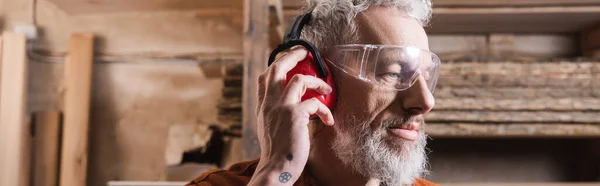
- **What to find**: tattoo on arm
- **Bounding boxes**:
[286,154,293,161]
[279,172,292,183]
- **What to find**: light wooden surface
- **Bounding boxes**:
[60,33,94,186]
[44,0,243,14]
[242,0,269,160]
[0,32,30,186]
[33,111,61,186]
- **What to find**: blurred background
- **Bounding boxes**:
[0,0,599,186]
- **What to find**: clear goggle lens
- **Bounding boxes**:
[326,45,440,93]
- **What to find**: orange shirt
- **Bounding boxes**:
[186,159,439,186]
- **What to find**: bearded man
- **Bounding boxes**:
[187,0,439,185]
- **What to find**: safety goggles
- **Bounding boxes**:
[326,44,440,93]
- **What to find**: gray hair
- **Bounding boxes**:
[300,0,432,52]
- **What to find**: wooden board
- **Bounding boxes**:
[429,35,487,61]
[432,0,600,7]
[60,33,94,186]
[281,0,600,9]
[487,34,576,61]
[44,0,243,15]
[437,61,600,88]
[427,111,600,123]
[0,32,30,186]
[427,123,600,138]
[435,98,600,111]
[429,6,600,33]
[35,0,243,56]
[435,87,600,99]
[242,0,269,160]
[283,6,600,33]
[33,111,61,186]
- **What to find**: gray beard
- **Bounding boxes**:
[331,117,428,186]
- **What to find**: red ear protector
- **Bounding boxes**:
[268,9,337,113]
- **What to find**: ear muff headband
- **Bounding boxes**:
[267,8,328,78]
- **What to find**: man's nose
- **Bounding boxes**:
[399,75,435,115]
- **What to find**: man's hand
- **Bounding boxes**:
[248,47,335,185]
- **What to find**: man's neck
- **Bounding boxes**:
[306,127,378,186]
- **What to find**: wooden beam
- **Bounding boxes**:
[487,34,576,61]
[427,123,600,138]
[429,6,600,33]
[427,111,600,124]
[434,87,600,99]
[0,32,30,186]
[242,0,269,159]
[60,33,94,186]
[44,0,243,15]
[33,111,61,186]
[433,0,600,7]
[284,6,600,34]
[269,0,285,49]
[283,0,600,8]
[435,98,600,111]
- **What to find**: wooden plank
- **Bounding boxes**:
[0,32,30,186]
[429,35,487,61]
[33,111,61,186]
[60,33,94,186]
[284,7,600,33]
[488,34,576,61]
[439,62,600,77]
[438,75,599,88]
[433,0,600,7]
[269,0,285,49]
[283,0,600,8]
[426,111,600,124]
[242,0,269,160]
[435,98,600,111]
[429,6,600,33]
[581,23,600,59]
[437,62,600,87]
[426,123,600,138]
[434,87,600,99]
[36,0,243,56]
[44,0,243,15]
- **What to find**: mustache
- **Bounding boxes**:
[380,114,424,128]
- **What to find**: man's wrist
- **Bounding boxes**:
[249,158,305,186]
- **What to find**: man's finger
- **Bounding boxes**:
[280,74,332,104]
[298,98,335,126]
[266,47,308,91]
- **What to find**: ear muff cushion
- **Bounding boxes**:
[284,52,337,113]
